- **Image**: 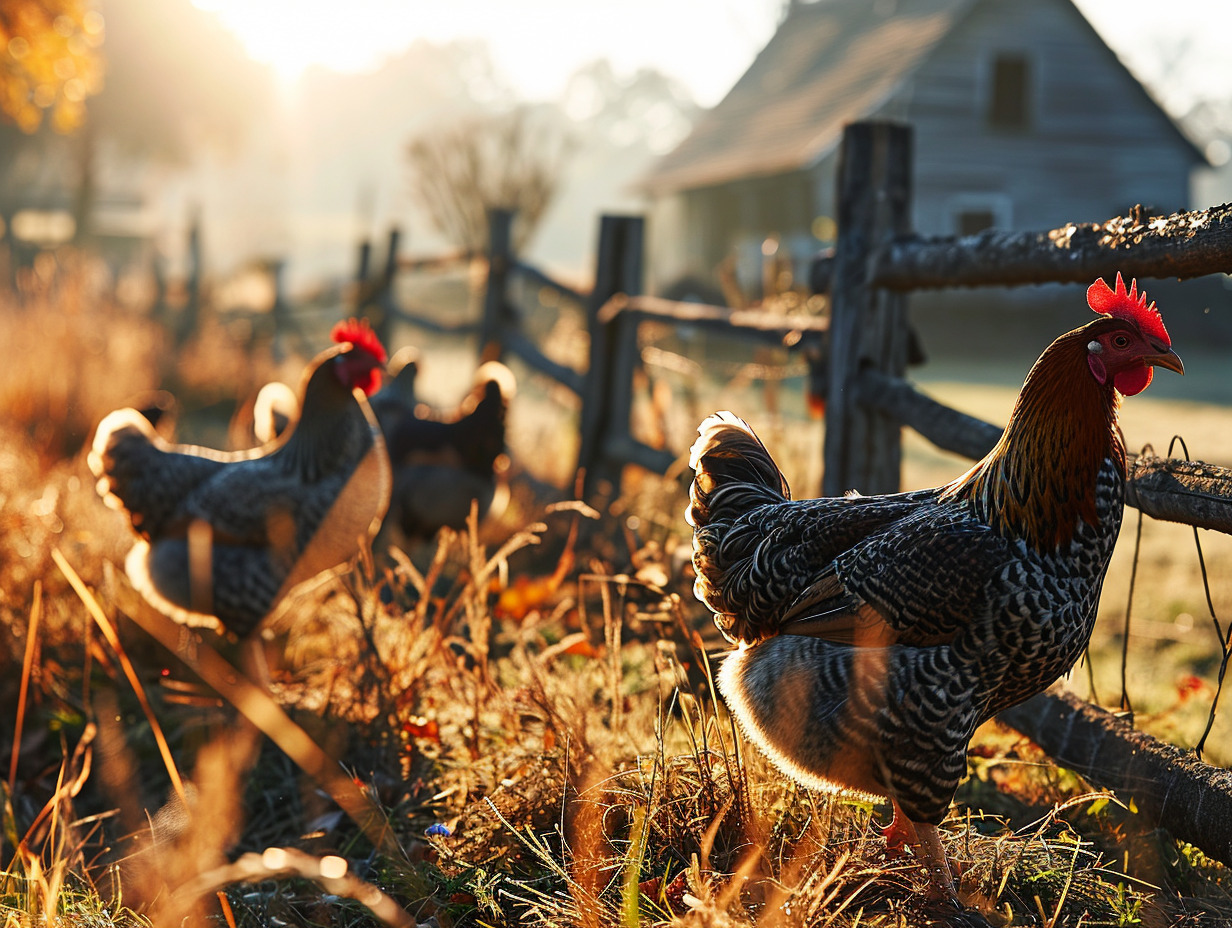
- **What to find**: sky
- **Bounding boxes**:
[190,0,1232,113]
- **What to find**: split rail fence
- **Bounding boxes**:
[353,210,828,498]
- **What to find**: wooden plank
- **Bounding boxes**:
[513,260,588,306]
[577,215,644,498]
[874,203,1232,290]
[823,121,914,497]
[479,208,514,360]
[605,294,829,338]
[373,226,401,348]
[1124,453,1232,537]
[601,433,676,478]
[502,328,584,395]
[853,368,1002,461]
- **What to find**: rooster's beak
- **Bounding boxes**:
[1145,348,1184,376]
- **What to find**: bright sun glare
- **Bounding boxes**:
[192,0,1232,110]
[189,0,782,104]
[193,0,419,81]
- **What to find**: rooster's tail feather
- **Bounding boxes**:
[688,412,791,643]
[687,411,789,528]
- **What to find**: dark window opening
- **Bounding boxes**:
[988,54,1030,129]
[957,210,996,236]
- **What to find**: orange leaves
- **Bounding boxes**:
[493,558,571,621]
[492,519,577,622]
[402,717,441,744]
[0,0,104,132]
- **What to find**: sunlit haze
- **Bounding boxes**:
[190,0,1232,111]
[190,0,782,106]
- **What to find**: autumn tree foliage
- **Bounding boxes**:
[405,106,575,256]
[0,0,103,133]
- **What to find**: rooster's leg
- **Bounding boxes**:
[881,799,917,857]
[912,821,958,904]
[882,802,958,903]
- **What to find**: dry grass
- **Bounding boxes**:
[2,255,1232,926]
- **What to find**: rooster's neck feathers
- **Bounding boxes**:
[942,325,1125,551]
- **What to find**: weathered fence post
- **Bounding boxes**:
[355,236,372,300]
[479,208,514,361]
[823,121,913,497]
[577,214,644,499]
[268,258,298,362]
[373,226,401,348]
[172,214,204,348]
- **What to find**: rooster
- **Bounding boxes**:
[89,319,390,638]
[380,360,515,541]
[687,274,1183,903]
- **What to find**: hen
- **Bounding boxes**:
[369,345,420,435]
[89,319,390,638]
[379,360,515,540]
[687,274,1183,902]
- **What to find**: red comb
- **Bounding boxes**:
[330,317,387,364]
[1086,273,1170,346]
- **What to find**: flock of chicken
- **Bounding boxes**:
[88,275,1184,908]
[89,318,513,638]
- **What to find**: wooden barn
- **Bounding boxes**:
[640,0,1206,300]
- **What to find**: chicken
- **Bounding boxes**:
[369,345,420,435]
[379,360,515,540]
[89,319,391,638]
[687,274,1183,903]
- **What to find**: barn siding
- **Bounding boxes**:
[648,0,1199,294]
[899,0,1196,235]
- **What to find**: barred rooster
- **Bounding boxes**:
[380,360,515,540]
[89,319,390,638]
[688,275,1183,903]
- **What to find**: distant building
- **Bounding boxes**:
[640,0,1206,298]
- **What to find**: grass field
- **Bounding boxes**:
[3,264,1232,927]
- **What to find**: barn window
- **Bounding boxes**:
[987,53,1030,130]
[948,194,1011,236]
[957,210,996,236]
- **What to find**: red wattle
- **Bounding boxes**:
[1114,363,1152,396]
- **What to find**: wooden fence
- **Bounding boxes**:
[352,210,828,498]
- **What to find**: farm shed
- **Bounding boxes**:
[639,0,1206,303]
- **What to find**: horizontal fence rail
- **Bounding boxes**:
[855,368,1232,535]
[874,202,1232,289]
[811,202,1232,292]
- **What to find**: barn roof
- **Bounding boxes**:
[640,0,1203,195]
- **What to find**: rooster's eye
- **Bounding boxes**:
[1112,335,1130,349]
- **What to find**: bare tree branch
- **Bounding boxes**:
[406,107,575,256]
